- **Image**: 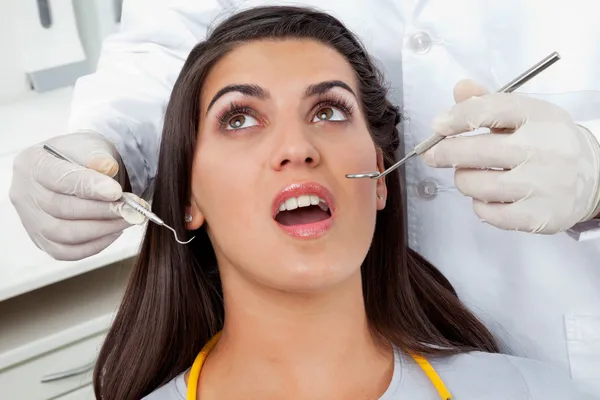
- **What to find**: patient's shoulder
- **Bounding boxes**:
[142,372,186,400]
[416,351,593,399]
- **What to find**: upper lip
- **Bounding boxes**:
[271,182,335,218]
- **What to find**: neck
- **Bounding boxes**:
[223,271,379,361]
[196,269,394,399]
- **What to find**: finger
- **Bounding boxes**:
[454,169,530,203]
[85,155,120,178]
[453,79,490,103]
[39,189,124,220]
[49,131,121,178]
[421,133,526,169]
[39,232,124,261]
[433,93,528,137]
[473,200,549,233]
[33,149,123,201]
[39,215,131,245]
[451,80,505,134]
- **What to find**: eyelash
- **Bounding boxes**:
[215,94,355,130]
[312,93,354,120]
[215,102,258,129]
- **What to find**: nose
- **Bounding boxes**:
[270,122,321,171]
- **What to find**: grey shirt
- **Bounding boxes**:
[143,349,597,399]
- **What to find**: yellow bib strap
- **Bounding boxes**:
[187,333,452,400]
[187,332,221,400]
[410,354,453,400]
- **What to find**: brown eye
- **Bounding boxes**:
[225,114,259,130]
[316,107,334,121]
[229,115,245,128]
[312,106,347,123]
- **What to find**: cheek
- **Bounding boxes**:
[346,179,379,238]
[193,164,254,222]
[191,142,269,251]
[330,129,379,205]
[191,152,278,286]
[328,129,380,245]
[333,126,379,175]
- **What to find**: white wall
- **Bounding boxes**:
[0,0,122,106]
[0,0,29,104]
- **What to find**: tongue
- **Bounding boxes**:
[276,206,330,226]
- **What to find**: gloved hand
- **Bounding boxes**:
[421,80,600,234]
[9,131,132,260]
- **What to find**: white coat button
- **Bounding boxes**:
[409,32,432,53]
[416,179,439,199]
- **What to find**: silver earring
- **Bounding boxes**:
[377,194,383,200]
[184,214,192,223]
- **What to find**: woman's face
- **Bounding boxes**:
[188,39,387,292]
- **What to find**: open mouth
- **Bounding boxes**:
[275,195,332,226]
[272,182,335,238]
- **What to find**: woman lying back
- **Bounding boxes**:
[93,6,593,400]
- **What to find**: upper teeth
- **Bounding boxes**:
[278,195,329,213]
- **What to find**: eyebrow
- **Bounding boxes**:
[206,84,269,112]
[205,80,357,113]
[305,80,356,98]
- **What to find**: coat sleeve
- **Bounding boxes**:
[567,119,600,241]
[67,0,232,195]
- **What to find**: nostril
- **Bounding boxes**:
[277,156,314,168]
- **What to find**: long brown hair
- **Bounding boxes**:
[94,6,499,399]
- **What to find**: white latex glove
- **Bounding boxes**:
[9,131,133,260]
[421,80,600,234]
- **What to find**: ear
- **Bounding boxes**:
[185,197,205,230]
[375,148,387,210]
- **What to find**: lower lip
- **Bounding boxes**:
[276,217,333,238]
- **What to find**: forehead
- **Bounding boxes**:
[202,39,359,100]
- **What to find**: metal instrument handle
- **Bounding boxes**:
[414,134,445,155]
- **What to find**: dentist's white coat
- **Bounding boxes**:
[68,0,600,395]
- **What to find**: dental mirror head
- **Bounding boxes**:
[345,172,380,179]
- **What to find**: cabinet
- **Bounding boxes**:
[0,259,134,400]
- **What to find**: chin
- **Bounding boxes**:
[263,260,362,294]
